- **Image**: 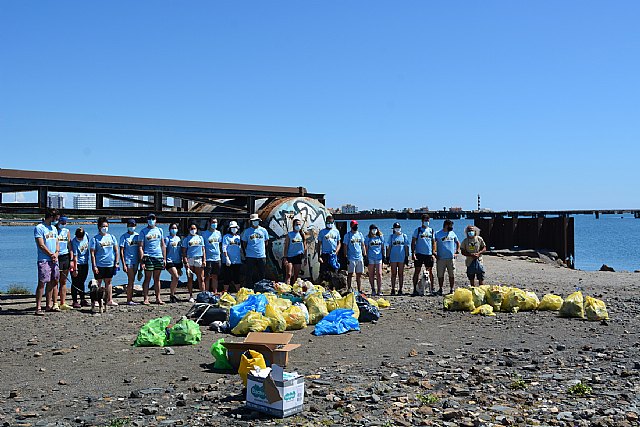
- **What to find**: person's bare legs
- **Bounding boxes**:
[355,272,362,293]
[125,265,136,303]
[367,264,376,294]
[449,274,455,294]
[412,263,422,293]
[153,270,163,304]
[142,268,152,305]
[375,264,382,295]
[58,271,68,306]
[284,261,293,285]
[390,264,397,294]
[292,264,302,284]
[397,264,405,293]
[195,267,205,294]
[427,266,434,293]
[347,273,353,291]
[35,281,46,313]
[168,267,179,299]
[105,277,114,304]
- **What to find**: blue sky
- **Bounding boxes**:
[1,1,639,211]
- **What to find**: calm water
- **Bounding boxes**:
[1,215,638,292]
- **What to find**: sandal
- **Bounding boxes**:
[34,309,44,316]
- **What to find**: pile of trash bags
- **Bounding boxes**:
[134,316,202,347]
[444,285,608,321]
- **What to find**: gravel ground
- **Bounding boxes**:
[1,255,639,427]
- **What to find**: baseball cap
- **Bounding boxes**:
[127,218,136,226]
[350,220,358,226]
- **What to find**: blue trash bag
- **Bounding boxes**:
[312,309,360,336]
[229,294,269,329]
[196,291,219,304]
[329,253,340,270]
[254,279,277,294]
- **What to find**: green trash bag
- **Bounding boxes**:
[169,317,202,345]
[134,316,172,347]
[210,338,233,370]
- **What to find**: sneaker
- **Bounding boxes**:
[411,290,419,297]
[72,302,81,309]
[81,300,90,307]
[127,301,139,306]
[397,290,404,296]
[390,290,396,296]
[51,303,61,312]
[59,303,72,311]
[188,297,195,303]
[93,301,99,307]
[34,309,44,316]
[169,295,178,304]
[107,301,119,307]
[437,289,443,296]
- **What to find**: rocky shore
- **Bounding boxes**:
[0,256,638,426]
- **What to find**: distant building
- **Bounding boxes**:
[73,194,96,210]
[47,193,64,209]
[402,208,414,213]
[341,204,358,214]
[109,194,142,208]
[449,207,463,212]
[415,206,430,213]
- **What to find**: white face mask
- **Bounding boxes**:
[251,220,260,227]
[294,225,301,232]
[100,226,109,234]
[370,229,378,235]
[190,229,197,236]
[230,227,238,234]
[394,228,401,234]
[326,223,334,229]
[422,221,429,227]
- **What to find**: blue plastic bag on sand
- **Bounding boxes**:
[313,309,360,336]
[229,294,268,329]
[329,253,340,270]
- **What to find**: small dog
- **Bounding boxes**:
[88,279,106,314]
[416,271,430,296]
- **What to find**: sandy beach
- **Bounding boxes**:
[1,255,639,427]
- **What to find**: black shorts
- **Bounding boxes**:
[224,264,242,285]
[414,253,434,268]
[58,253,71,271]
[286,254,304,265]
[95,266,115,280]
[166,262,183,271]
[205,260,221,276]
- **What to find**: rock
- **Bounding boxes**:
[58,380,67,385]
[442,409,464,420]
[599,264,615,272]
[409,349,418,357]
[142,406,159,415]
[163,347,175,356]
[626,412,638,422]
[33,352,42,358]
[556,344,566,351]
[9,390,18,398]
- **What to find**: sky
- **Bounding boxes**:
[1,1,639,211]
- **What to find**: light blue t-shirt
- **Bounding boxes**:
[119,232,140,265]
[387,233,409,263]
[241,227,269,259]
[286,231,305,257]
[57,227,71,255]
[34,223,58,261]
[202,229,222,261]
[365,235,385,262]
[139,226,164,258]
[90,233,118,268]
[435,230,459,260]
[164,235,182,264]
[71,236,90,265]
[182,234,205,259]
[222,234,242,264]
[318,228,340,254]
[412,226,435,255]
[343,231,365,261]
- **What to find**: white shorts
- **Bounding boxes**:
[436,258,455,279]
[348,259,365,274]
[188,258,204,268]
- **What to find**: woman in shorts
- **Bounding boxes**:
[70,227,90,308]
[283,218,306,285]
[89,217,120,309]
[222,221,242,293]
[365,224,385,296]
[181,223,205,302]
[164,223,183,303]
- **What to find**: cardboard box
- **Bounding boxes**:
[223,332,301,370]
[246,370,305,418]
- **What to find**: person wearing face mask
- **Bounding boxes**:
[55,216,73,310]
[119,219,140,305]
[461,225,487,286]
[283,218,307,285]
[342,220,367,292]
[89,217,120,308]
[222,221,243,293]
[386,222,410,296]
[70,227,90,308]
[241,214,270,288]
[411,214,436,295]
[317,215,341,286]
[434,219,460,295]
[34,208,60,315]
[202,217,222,293]
[182,223,206,302]
[365,224,385,296]
[164,223,183,303]
[138,213,167,305]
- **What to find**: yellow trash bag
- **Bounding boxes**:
[471,304,496,316]
[231,311,270,336]
[585,296,609,321]
[274,282,292,294]
[523,291,540,311]
[265,304,287,333]
[219,292,237,308]
[305,293,329,325]
[282,305,307,330]
[270,297,292,312]
[338,292,360,319]
[238,349,267,386]
[377,298,390,308]
[486,286,508,311]
[367,298,379,308]
[236,287,255,303]
[315,285,326,294]
[501,288,538,313]
[560,291,585,318]
[538,294,564,311]
[451,288,475,311]
[443,293,454,310]
[471,287,487,308]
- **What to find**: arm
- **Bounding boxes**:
[161,236,167,265]
[411,237,417,260]
[120,241,127,272]
[455,239,461,256]
[283,235,290,264]
[138,236,144,265]
[90,248,98,275]
[114,239,120,267]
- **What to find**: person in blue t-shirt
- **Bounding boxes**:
[55,216,74,310]
[33,208,60,315]
[386,222,410,296]
[411,214,437,295]
[164,223,183,303]
[365,224,385,296]
[316,215,341,285]
[119,219,141,305]
[434,219,460,295]
[138,213,167,305]
[283,218,307,285]
[241,214,270,287]
[70,227,90,308]
[342,220,367,292]
[202,217,223,293]
[182,222,206,302]
[89,217,120,309]
[222,221,243,292]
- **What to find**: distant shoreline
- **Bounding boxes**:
[0,220,95,226]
